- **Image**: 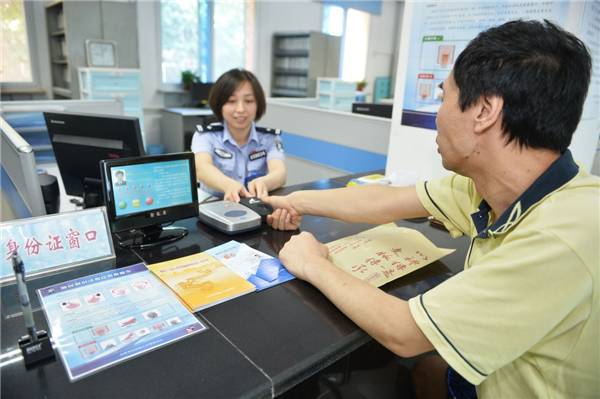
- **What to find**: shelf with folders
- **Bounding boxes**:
[45,0,71,98]
[274,75,309,92]
[274,56,309,72]
[271,31,341,98]
[275,35,310,52]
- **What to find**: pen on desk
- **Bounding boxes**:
[12,251,37,343]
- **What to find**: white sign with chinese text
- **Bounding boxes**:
[1,207,114,284]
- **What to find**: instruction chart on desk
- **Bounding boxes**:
[38,263,206,382]
[401,1,570,130]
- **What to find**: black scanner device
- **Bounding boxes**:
[239,197,274,223]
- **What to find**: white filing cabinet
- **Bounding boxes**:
[317,78,357,112]
[78,68,144,138]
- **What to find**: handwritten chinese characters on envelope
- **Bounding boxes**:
[326,223,454,287]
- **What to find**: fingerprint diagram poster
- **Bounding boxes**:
[401,1,570,130]
[38,263,207,381]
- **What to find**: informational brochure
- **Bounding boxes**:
[326,224,454,288]
[38,263,207,382]
[205,241,295,291]
[147,253,256,311]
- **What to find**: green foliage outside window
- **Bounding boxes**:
[1,0,32,82]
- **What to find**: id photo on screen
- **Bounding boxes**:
[114,170,127,186]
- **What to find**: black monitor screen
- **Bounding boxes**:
[44,111,145,208]
[101,153,199,247]
[190,82,213,107]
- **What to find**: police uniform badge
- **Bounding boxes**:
[249,150,267,161]
[256,126,281,135]
[214,148,232,159]
[197,123,224,133]
[275,140,284,154]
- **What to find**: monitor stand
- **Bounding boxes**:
[117,225,188,249]
[82,178,105,208]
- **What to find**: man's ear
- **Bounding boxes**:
[474,95,503,133]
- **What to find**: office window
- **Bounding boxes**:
[0,0,40,90]
[212,1,245,82]
[322,5,370,81]
[160,1,200,85]
[341,8,370,82]
[322,4,344,37]
[159,0,254,87]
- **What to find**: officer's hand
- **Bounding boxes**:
[263,194,303,231]
[224,181,250,203]
[247,179,269,199]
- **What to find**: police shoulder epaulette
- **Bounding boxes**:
[256,126,282,135]
[195,123,224,133]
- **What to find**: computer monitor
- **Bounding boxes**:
[0,117,46,219]
[100,152,199,249]
[44,111,145,208]
[190,82,213,107]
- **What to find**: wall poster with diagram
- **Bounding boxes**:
[400,2,571,130]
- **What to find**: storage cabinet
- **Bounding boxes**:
[271,32,341,98]
[78,68,144,136]
[45,0,138,99]
[317,78,357,112]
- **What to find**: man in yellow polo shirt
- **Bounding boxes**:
[264,20,599,399]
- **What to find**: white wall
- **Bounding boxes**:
[386,1,450,180]
[137,1,172,146]
[254,0,324,96]
[254,1,402,102]
[20,1,401,148]
[363,1,401,102]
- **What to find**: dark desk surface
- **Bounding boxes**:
[1,178,469,398]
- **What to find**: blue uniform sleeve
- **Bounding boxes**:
[265,135,285,162]
[191,132,214,155]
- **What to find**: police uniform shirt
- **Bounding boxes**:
[191,121,285,198]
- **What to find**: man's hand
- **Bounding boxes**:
[279,232,329,281]
[264,194,303,230]
[247,178,269,199]
[224,181,251,202]
[261,228,300,254]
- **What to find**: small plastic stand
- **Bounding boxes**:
[18,330,55,368]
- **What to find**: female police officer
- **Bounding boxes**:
[191,69,286,201]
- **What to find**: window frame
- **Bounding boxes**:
[155,1,193,92]
[0,0,42,93]
[156,0,253,91]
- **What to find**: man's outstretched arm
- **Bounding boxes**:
[265,185,430,230]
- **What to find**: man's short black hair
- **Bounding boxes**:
[116,171,124,177]
[453,19,592,153]
[208,68,267,123]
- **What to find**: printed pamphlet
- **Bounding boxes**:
[38,263,207,382]
[205,241,294,290]
[147,253,256,311]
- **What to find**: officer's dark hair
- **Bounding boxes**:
[453,19,592,153]
[208,68,267,123]
[115,170,124,177]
